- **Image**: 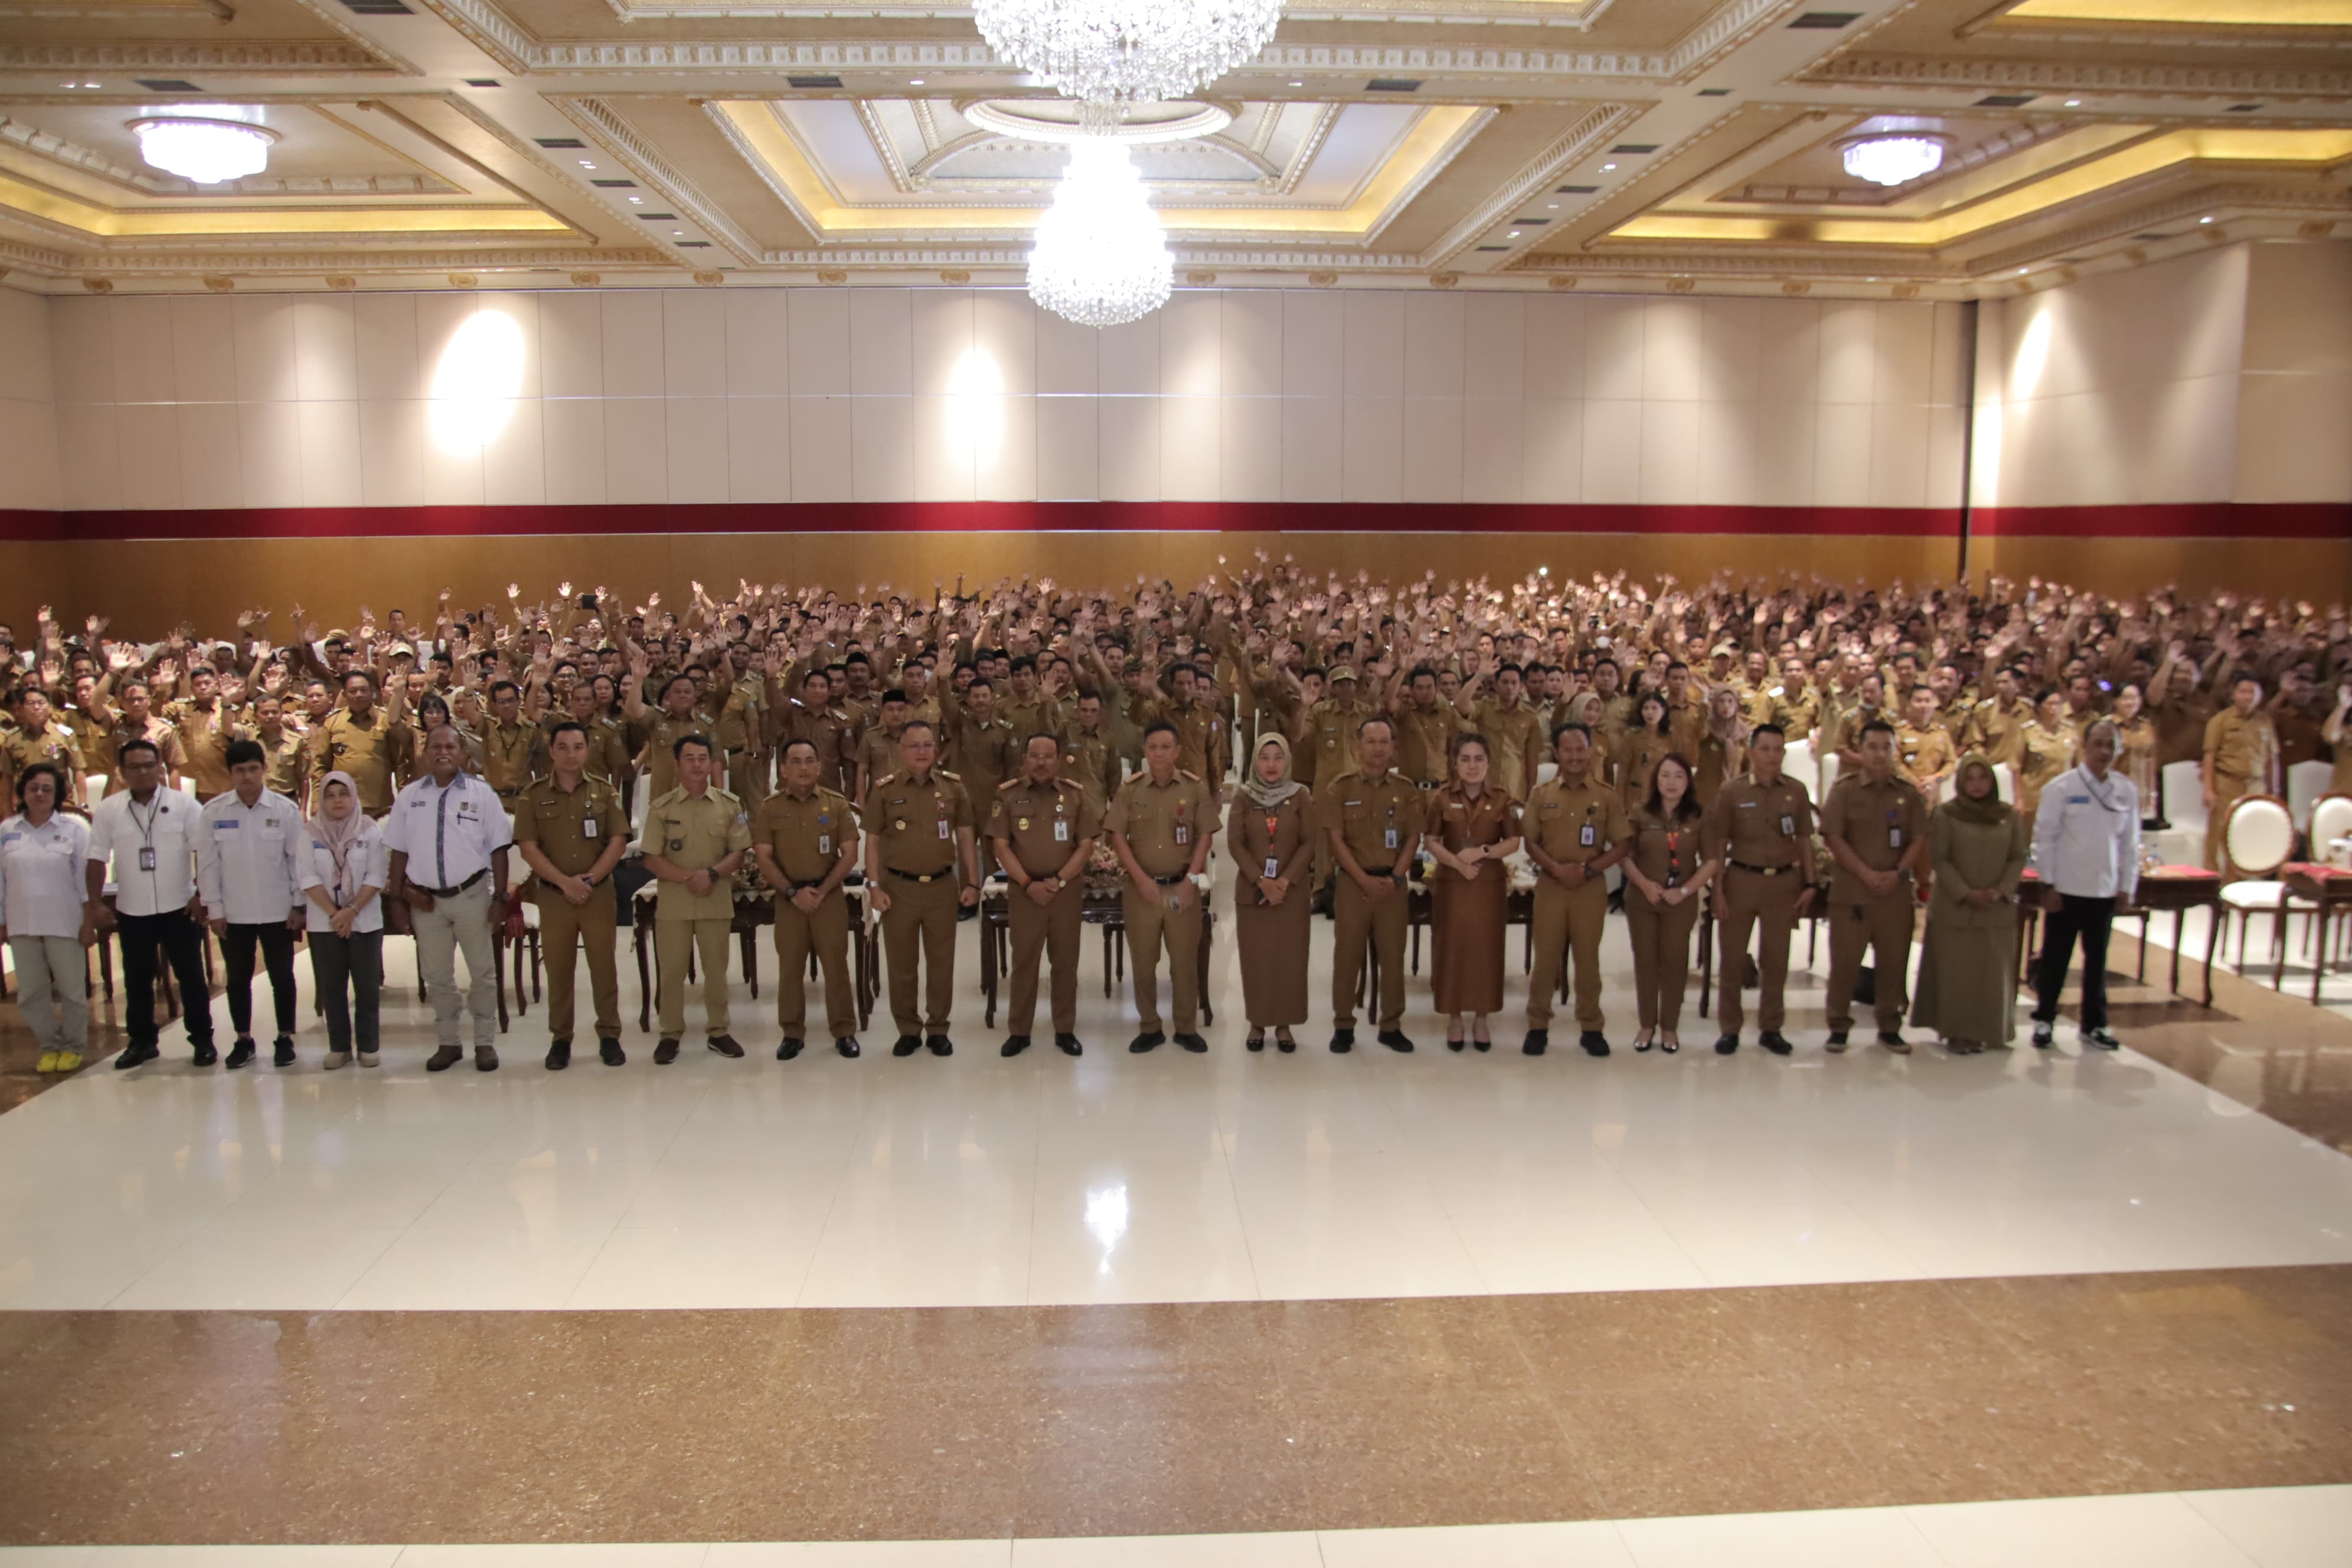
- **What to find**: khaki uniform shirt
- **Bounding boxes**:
[1106,769,1218,878]
[102,716,184,797]
[1427,784,1521,884]
[1820,772,1926,903]
[753,785,855,887]
[642,785,752,920]
[541,714,632,788]
[1704,772,1815,871]
[2204,708,2277,786]
[1771,686,1823,743]
[999,695,1069,749]
[1468,698,1546,799]
[1063,727,1122,812]
[1895,722,1956,792]
[1595,693,1636,746]
[1393,702,1461,787]
[710,675,765,758]
[1300,698,1368,789]
[513,774,628,882]
[1,723,83,803]
[947,714,1019,802]
[480,717,543,799]
[312,708,411,814]
[1145,700,1227,783]
[988,776,1100,878]
[167,699,243,798]
[1969,698,2030,769]
[1317,767,1426,876]
[1524,773,1629,868]
[855,724,909,801]
[862,770,972,877]
[630,709,706,801]
[255,729,306,801]
[782,701,857,796]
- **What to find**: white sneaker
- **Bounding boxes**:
[324,1050,352,1072]
[358,1050,381,1068]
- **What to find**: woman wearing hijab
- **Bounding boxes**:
[1427,733,1523,1050]
[1622,752,1717,1054]
[1911,753,2028,1054]
[300,770,390,1068]
[1691,685,1749,809]
[1226,734,1316,1053]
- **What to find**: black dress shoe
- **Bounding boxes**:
[1001,1035,1031,1058]
[1472,1037,1492,1053]
[1249,1033,1268,1053]
[1174,1033,1209,1054]
[225,1038,255,1070]
[654,1038,681,1064]
[190,1041,217,1067]
[1523,1029,1548,1056]
[926,1034,953,1056]
[1825,1030,1850,1053]
[272,1037,296,1067]
[1129,1030,1167,1054]
[835,1037,861,1059]
[1446,1036,1465,1052]
[1275,1035,1296,1054]
[1759,1031,1794,1056]
[1330,1028,1355,1053]
[599,1038,626,1066]
[1055,1033,1083,1056]
[545,1039,572,1070]
[778,1037,805,1061]
[1579,1031,1610,1057]
[1714,1034,1739,1054]
[1377,1030,1414,1053]
[427,1045,464,1072]
[114,1043,159,1071]
[893,1034,923,1057]
[707,1035,745,1059]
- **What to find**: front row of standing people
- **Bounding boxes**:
[4,711,2141,1072]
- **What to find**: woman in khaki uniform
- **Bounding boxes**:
[1227,735,1315,1053]
[1615,692,1676,812]
[1427,734,1523,1050]
[1911,754,2027,1053]
[2110,681,2160,822]
[1622,753,1717,1053]
[2011,689,2077,845]
[1692,685,1747,809]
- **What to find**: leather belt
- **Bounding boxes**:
[888,868,954,883]
[1362,865,1404,880]
[414,868,490,898]
[785,878,832,895]
[1729,860,1801,877]
[1151,871,1190,886]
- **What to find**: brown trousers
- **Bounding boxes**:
[1826,890,1917,1032]
[1332,873,1409,1030]
[1123,879,1203,1034]
[880,874,958,1034]
[1527,875,1610,1029]
[2206,774,2252,872]
[1008,878,1085,1035]
[655,916,732,1038]
[775,888,855,1039]
[1716,867,1805,1035]
[728,750,769,811]
[1624,893,1702,1032]
[537,881,620,1041]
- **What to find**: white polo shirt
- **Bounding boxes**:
[0,812,92,939]
[383,771,513,891]
[2031,763,2142,901]
[88,786,201,918]
[196,789,309,926]
[300,818,391,936]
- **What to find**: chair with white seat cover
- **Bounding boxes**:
[1782,737,1817,796]
[2312,793,2352,965]
[2216,795,2313,981]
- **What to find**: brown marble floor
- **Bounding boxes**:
[2,1266,2348,1545]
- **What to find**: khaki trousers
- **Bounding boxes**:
[2206,774,2252,871]
[1122,880,1203,1034]
[729,750,769,811]
[1826,891,1916,1032]
[414,880,498,1050]
[537,881,619,1041]
[1332,873,1409,1030]
[1716,867,1804,1035]
[1624,893,1701,1031]
[1009,878,1085,1035]
[880,874,958,1034]
[775,890,855,1038]
[655,915,733,1038]
[1528,876,1610,1030]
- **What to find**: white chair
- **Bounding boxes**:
[2311,793,2352,867]
[83,772,107,806]
[1994,766,2015,805]
[2287,759,2333,834]
[2216,795,2314,979]
[1817,747,1840,802]
[2160,760,2205,840]
[1536,760,1558,788]
[1782,737,1817,796]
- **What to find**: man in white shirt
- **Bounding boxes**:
[85,737,217,1070]
[2030,719,2140,1051]
[385,724,513,1072]
[197,740,309,1069]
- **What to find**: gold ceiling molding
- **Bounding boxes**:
[2004,0,2352,24]
[0,41,393,73]
[0,169,576,237]
[1801,53,2352,99]
[548,95,766,264]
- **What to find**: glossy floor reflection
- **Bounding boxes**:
[4,884,2350,1312]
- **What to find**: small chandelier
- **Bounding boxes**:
[975,0,1284,104]
[1840,133,1948,188]
[130,113,277,184]
[1027,133,1172,328]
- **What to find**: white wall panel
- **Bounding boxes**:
[600,293,666,400]
[786,291,851,397]
[50,297,114,407]
[1523,296,1584,403]
[1580,399,1640,504]
[1753,300,1818,408]
[1035,312,1099,396]
[1636,398,1699,505]
[1697,298,1759,405]
[481,399,546,507]
[1462,397,1525,504]
[57,401,121,511]
[1159,291,1221,398]
[1521,398,1582,503]
[850,289,913,398]
[913,394,975,503]
[115,403,181,510]
[353,294,421,403]
[291,296,358,404]
[1220,292,1283,399]
[1280,396,1341,501]
[850,393,915,502]
[231,297,299,403]
[724,290,793,398]
[601,398,668,504]
[358,398,426,509]
[1811,399,1873,508]
[972,290,1037,396]
[1097,316,1159,397]
[726,398,793,502]
[295,400,361,507]
[1219,395,1280,501]
[541,397,608,505]
[538,294,603,400]
[1403,294,1465,401]
[0,288,57,406]
[1281,292,1344,398]
[1400,399,1463,504]
[109,296,177,405]
[420,410,485,509]
[1866,400,1931,509]
[909,289,973,398]
[1159,396,1220,502]
[1097,395,1159,501]
[1583,296,1643,403]
[665,396,730,504]
[1035,394,1098,499]
[174,400,241,511]
[479,292,543,401]
[1341,394,1404,504]
[662,292,729,398]
[976,394,1037,501]
[1640,299,1703,404]
[168,295,237,405]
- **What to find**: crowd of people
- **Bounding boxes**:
[1,561,2346,1076]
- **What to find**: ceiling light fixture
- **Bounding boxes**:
[2064,99,2082,107]
[129,112,276,184]
[974,0,1284,103]
[910,78,925,85]
[1841,133,1949,187]
[1601,162,1616,171]
[2199,215,2213,223]
[1028,130,1171,328]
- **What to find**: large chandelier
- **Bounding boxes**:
[974,0,1283,103]
[1840,133,1948,188]
[1027,134,1172,328]
[129,112,276,184]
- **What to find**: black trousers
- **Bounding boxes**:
[221,922,299,1039]
[2033,893,2115,1031]
[115,909,214,1051]
[308,930,383,1054]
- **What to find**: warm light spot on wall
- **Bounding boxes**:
[946,347,1005,474]
[2011,310,2055,401]
[427,310,525,455]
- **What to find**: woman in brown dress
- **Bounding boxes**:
[1616,691,1676,812]
[1622,753,1718,1053]
[1692,684,1749,809]
[1227,734,1315,1053]
[1428,733,1523,1050]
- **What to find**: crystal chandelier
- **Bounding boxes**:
[1840,134,1947,188]
[974,0,1284,104]
[1027,133,1172,328]
[129,113,276,184]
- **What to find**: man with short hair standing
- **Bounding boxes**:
[639,733,753,1064]
[753,737,862,1061]
[991,733,1100,1058]
[86,737,215,1070]
[386,724,514,1072]
[2031,718,2140,1053]
[1106,721,1213,1054]
[1820,719,1928,1055]
[195,739,308,1069]
[514,720,629,1070]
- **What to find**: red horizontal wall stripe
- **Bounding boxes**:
[0,501,2339,543]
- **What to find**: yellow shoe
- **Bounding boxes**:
[52,1051,81,1073]
[35,1051,58,1073]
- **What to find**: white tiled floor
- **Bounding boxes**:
[4,884,2351,1312]
[1,1486,2345,1566]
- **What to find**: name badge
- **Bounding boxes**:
[818,834,831,855]
[1888,827,1903,850]
[1579,824,1596,848]
[583,818,601,839]
[259,820,282,836]
[937,819,951,840]
[138,847,158,872]
[1384,827,1399,850]
[1779,814,1796,837]
[1265,857,1280,879]
[1053,820,1069,842]
[1175,824,1191,845]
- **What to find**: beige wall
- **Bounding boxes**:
[2236,241,2352,506]
[0,288,59,511]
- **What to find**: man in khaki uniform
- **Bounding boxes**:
[313,672,411,816]
[1522,721,1631,1055]
[854,690,912,805]
[1320,717,1424,1051]
[780,669,857,803]
[1894,686,1957,799]
[1771,662,1824,749]
[1145,665,1228,790]
[101,682,184,799]
[943,678,1017,876]
[639,733,752,1063]
[626,672,709,802]
[251,696,307,805]
[512,721,629,1069]
[709,662,769,809]
[1968,668,2031,769]
[479,680,544,808]
[990,734,1101,1057]
[2,689,85,808]
[1391,666,1459,788]
[1299,668,1370,796]
[1106,721,1216,1053]
[1456,662,1546,801]
[2203,673,2279,873]
[1704,724,1816,1056]
[998,656,1066,747]
[546,682,632,788]
[167,665,242,803]
[1820,719,1928,1053]
[752,737,861,1059]
[1064,691,1122,812]
[863,720,979,1056]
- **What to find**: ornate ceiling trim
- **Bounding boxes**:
[1802,54,2352,99]
[546,94,766,263]
[1427,100,1634,266]
[413,0,538,76]
[0,40,394,73]
[1964,178,2351,270]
